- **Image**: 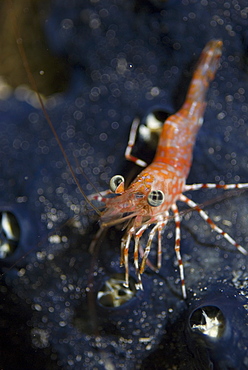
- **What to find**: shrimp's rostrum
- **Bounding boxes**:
[90,40,248,299]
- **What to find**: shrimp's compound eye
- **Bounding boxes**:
[109,175,125,193]
[0,211,20,258]
[147,190,164,207]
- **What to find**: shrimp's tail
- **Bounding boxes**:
[186,39,223,103]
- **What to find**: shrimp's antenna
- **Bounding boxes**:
[8,0,100,215]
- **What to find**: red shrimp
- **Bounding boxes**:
[90,40,248,299]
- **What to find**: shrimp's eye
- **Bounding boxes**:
[147,190,164,207]
[109,175,125,193]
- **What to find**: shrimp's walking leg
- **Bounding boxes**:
[133,223,151,289]
[157,220,166,270]
[171,204,187,299]
[180,194,248,256]
[138,224,157,274]
[133,236,143,289]
[138,216,166,274]
[122,223,154,290]
[138,246,158,271]
[125,118,147,167]
[184,183,248,192]
[122,228,144,290]
[121,232,132,288]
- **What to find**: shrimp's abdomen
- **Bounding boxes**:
[187,39,223,103]
[154,40,223,178]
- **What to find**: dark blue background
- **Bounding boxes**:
[1,1,248,368]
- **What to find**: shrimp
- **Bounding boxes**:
[90,40,248,299]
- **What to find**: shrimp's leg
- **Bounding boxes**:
[125,118,147,167]
[138,246,158,271]
[133,235,143,289]
[138,218,164,274]
[171,204,187,299]
[184,183,248,192]
[122,221,157,290]
[133,223,151,289]
[121,230,135,288]
[140,224,158,274]
[180,194,248,256]
[156,215,168,270]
